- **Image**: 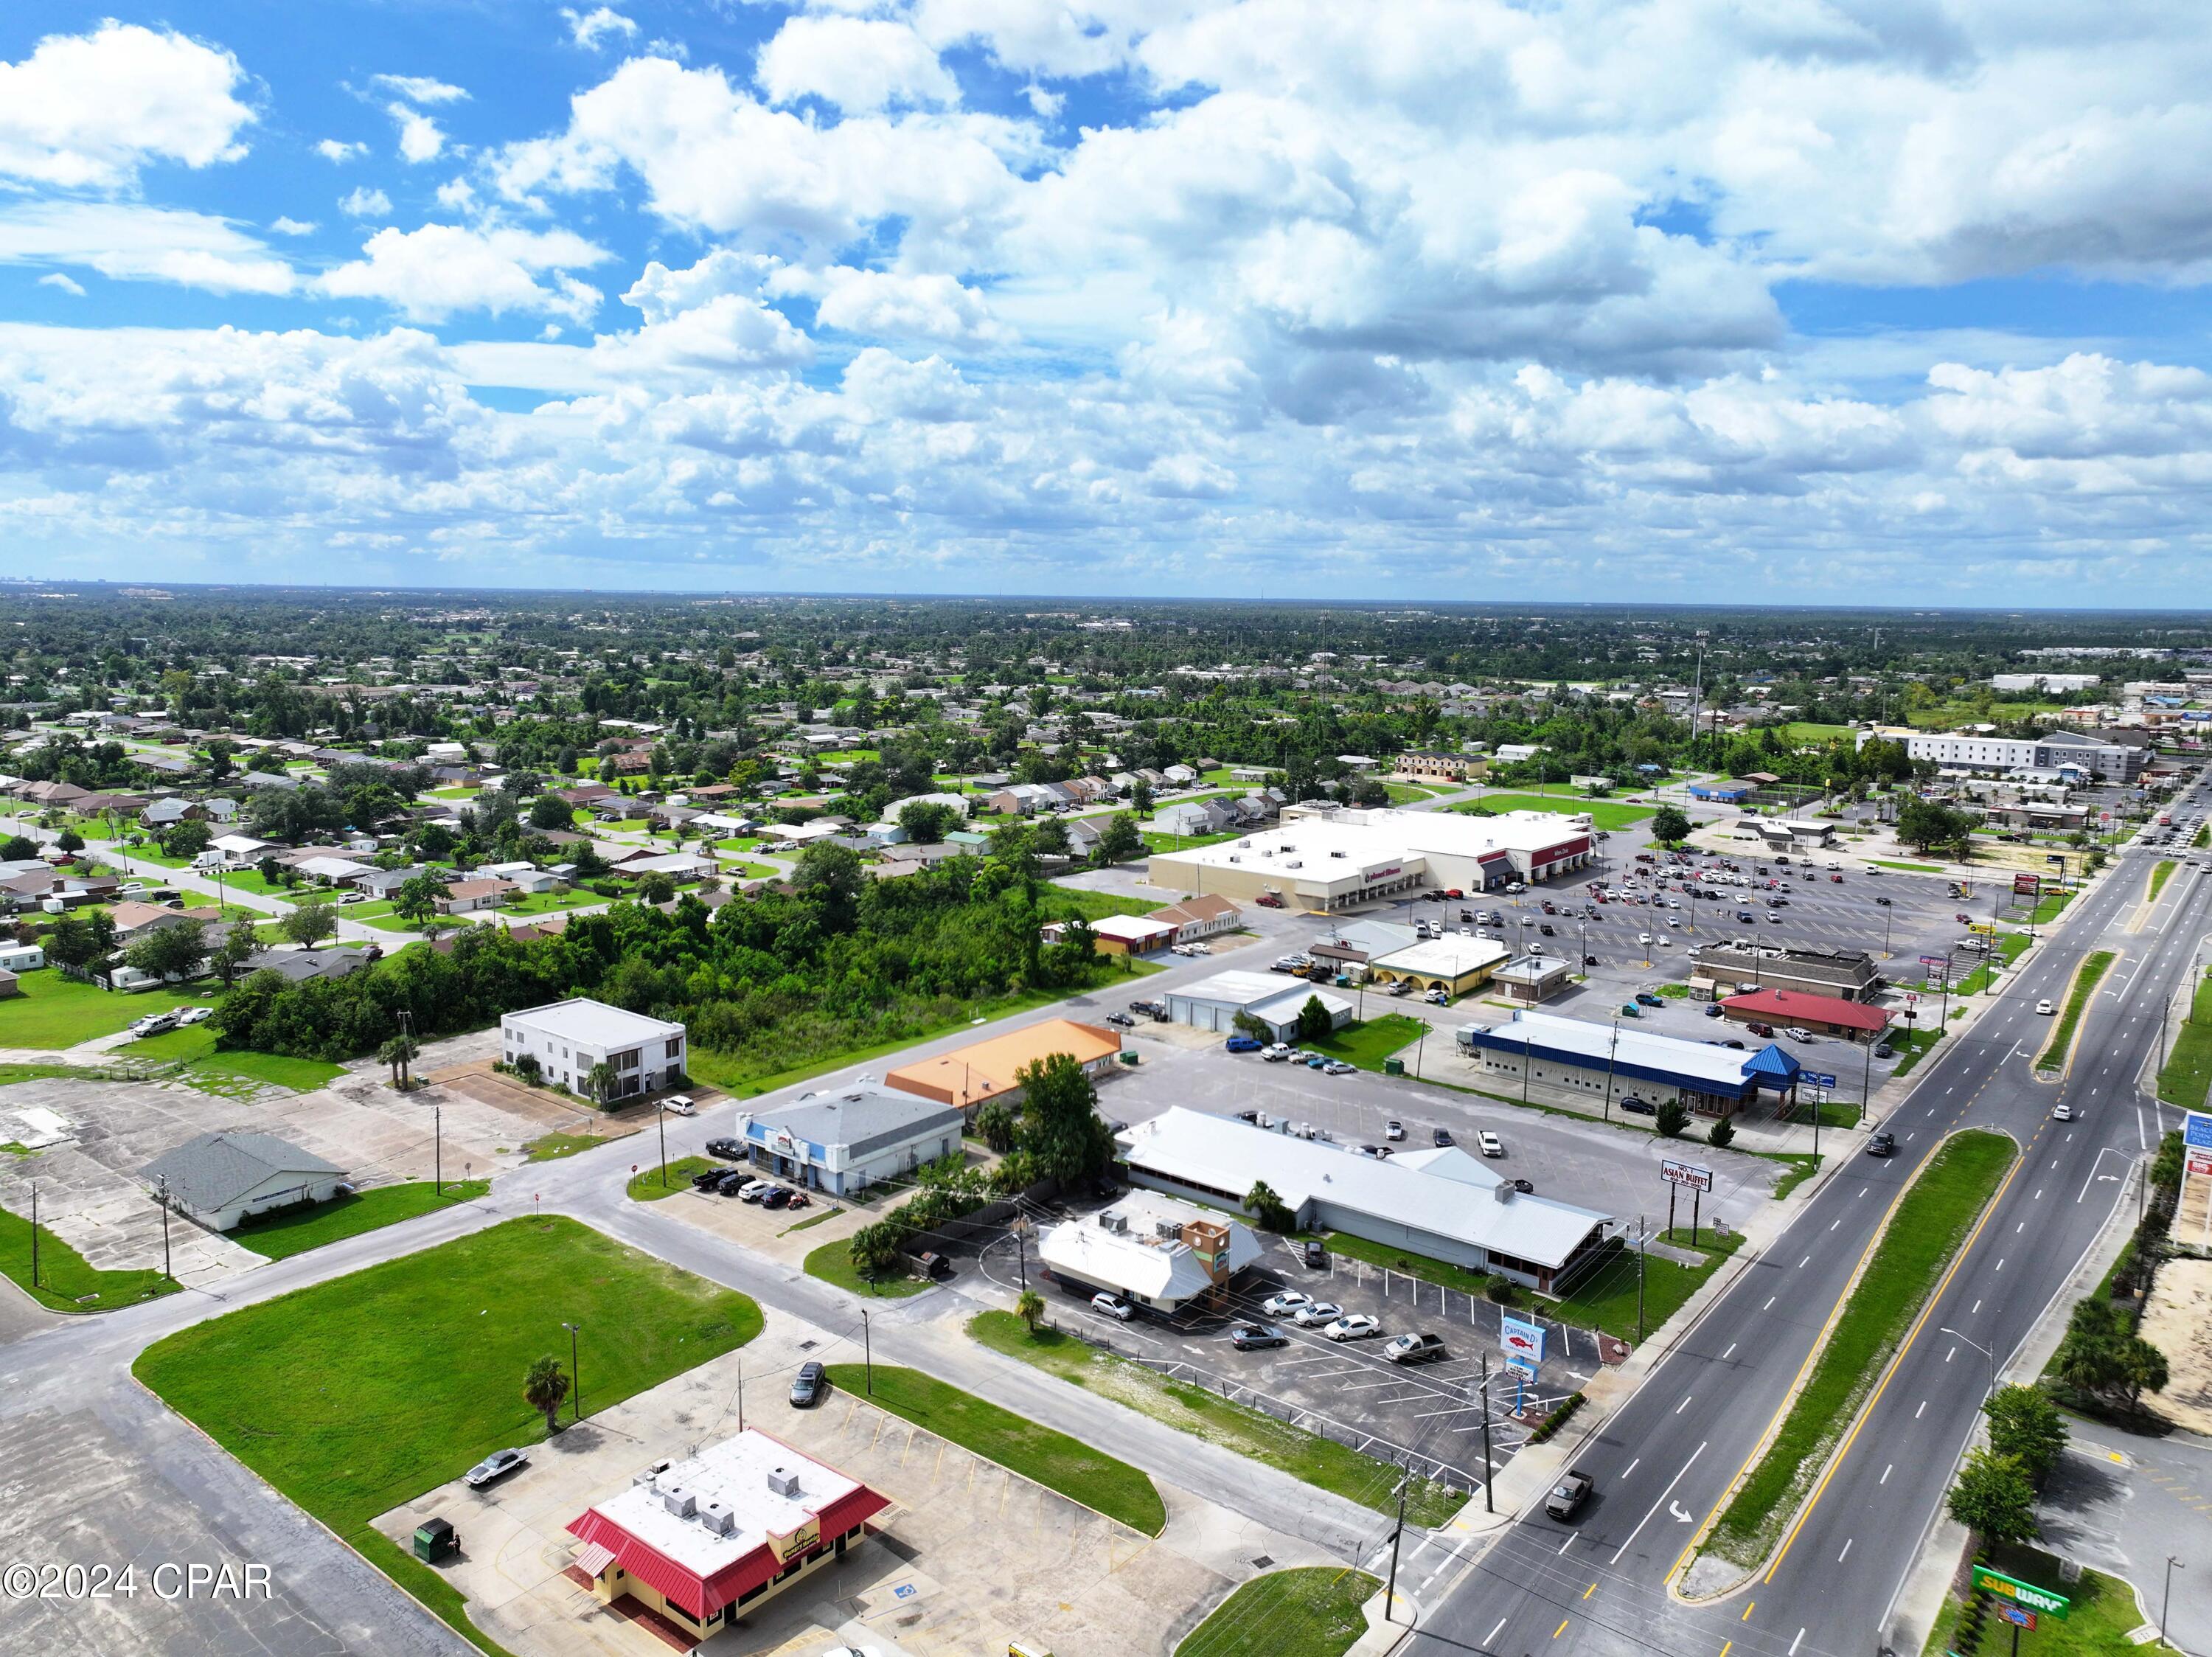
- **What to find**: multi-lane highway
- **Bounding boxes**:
[1407,805,2209,1657]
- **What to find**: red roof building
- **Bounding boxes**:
[1719,987,1891,1043]
[566,1428,890,1640]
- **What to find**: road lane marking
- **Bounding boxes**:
[1555,1619,1571,1639]
[1881,1464,1892,1484]
[1839,1538,1852,1562]
[1764,1296,1776,1310]
[1742,1602,1756,1622]
[1799,1254,1812,1268]
[1612,1439,1708,1565]
[1678,1395,1693,1414]
[1916,1399,1927,1417]
[1585,1582,1598,1599]
[1722,1344,1736,1361]
[1972,1300,1981,1315]
[1946,1347,1955,1363]
[1559,1534,1576,1554]
[1486,1618,1507,1645]
[1790,1629,1806,1656]
[1624,1459,1640,1479]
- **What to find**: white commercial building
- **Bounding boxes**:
[735,1084,964,1196]
[1037,1190,1265,1314]
[501,997,687,1101]
[1166,970,1353,1040]
[1116,1109,1612,1293]
[1147,806,1593,911]
[140,1130,347,1232]
[1857,726,2148,782]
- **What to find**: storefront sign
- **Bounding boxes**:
[1500,1310,1547,1362]
[768,1517,821,1563]
[1971,1566,2068,1620]
[1660,1159,1714,1192]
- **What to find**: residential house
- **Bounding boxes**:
[141,1131,347,1232]
[437,878,517,914]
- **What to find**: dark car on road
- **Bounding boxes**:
[1618,1095,1657,1116]
[790,1361,828,1407]
[1231,1324,1288,1350]
[1546,1469,1593,1520]
[705,1137,745,1161]
[1866,1132,1896,1158]
[1635,992,1664,1007]
[1432,1127,1453,1147]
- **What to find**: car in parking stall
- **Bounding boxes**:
[466,1448,529,1489]
[1262,1289,1313,1317]
[1383,1332,1449,1366]
[1092,1292,1136,1321]
[1321,1313,1382,1342]
[1477,1131,1504,1158]
[1231,1323,1288,1350]
[790,1361,830,1407]
[1225,1035,1263,1053]
[1291,1301,1344,1327]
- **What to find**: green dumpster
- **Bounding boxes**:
[414,1518,459,1563]
[1119,1050,1140,1066]
[1384,1057,1405,1077]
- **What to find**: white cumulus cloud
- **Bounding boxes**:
[757,16,959,114]
[563,7,640,52]
[0,201,295,295]
[317,223,611,322]
[0,22,254,187]
[341,187,393,219]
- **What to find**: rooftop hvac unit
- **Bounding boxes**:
[1154,1219,1179,1238]
[1493,1181,1514,1203]
[1228,855,1241,864]
[1331,850,1347,858]
[632,1459,673,1487]
[698,1500,736,1536]
[1099,1211,1127,1232]
[662,1485,697,1518]
[766,1467,802,1498]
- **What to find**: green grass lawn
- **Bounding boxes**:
[2029,888,2076,925]
[0,1199,181,1312]
[1947,930,2032,998]
[116,1024,345,1092]
[1142,830,1242,854]
[522,1129,617,1162]
[1554,1226,1746,1344]
[1868,858,1946,873]
[495,889,603,917]
[1887,1025,1945,1077]
[2037,949,2115,1071]
[1306,1013,1427,1070]
[1778,722,1852,746]
[823,1361,1165,1535]
[1175,1567,1380,1657]
[626,1156,717,1200]
[1920,1544,2146,1657]
[136,1218,761,1652]
[1456,793,1655,829]
[2157,968,2212,1110]
[970,1312,1460,1524]
[1318,1229,1495,1296]
[1706,1130,2014,1565]
[2149,860,2178,904]
[230,1181,489,1260]
[802,1236,931,1297]
[214,869,303,902]
[0,970,208,1049]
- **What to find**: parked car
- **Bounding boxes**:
[1635,993,1664,1007]
[1262,1043,1293,1062]
[705,1137,745,1161]
[129,1012,178,1037]
[465,1448,529,1489]
[1509,1177,1535,1194]
[1783,1027,1815,1043]
[1703,1004,1723,1018]
[1385,1119,1405,1141]
[1545,1469,1593,1520]
[1231,1323,1287,1350]
[1384,1332,1449,1366]
[662,1094,696,1116]
[1105,1012,1135,1028]
[1618,1096,1658,1116]
[1262,1290,1312,1317]
[1477,1131,1504,1158]
[176,1006,213,1024]
[790,1361,829,1408]
[1865,1132,1896,1158]
[1292,1302,1344,1327]
[1873,1044,1895,1060]
[1091,1292,1135,1321]
[1432,1127,1453,1147]
[1303,1239,1328,1269]
[720,1172,758,1196]
[761,1186,793,1210]
[1321,1313,1382,1342]
[1226,1035,1263,1053]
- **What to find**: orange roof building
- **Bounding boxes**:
[885,1018,1124,1112]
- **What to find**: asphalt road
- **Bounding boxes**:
[1402,796,2211,1657]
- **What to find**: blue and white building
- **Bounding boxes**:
[1456,1010,1805,1118]
[735,1083,966,1195]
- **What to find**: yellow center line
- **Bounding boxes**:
[1742,1602,1756,1622]
[1721,1642,1734,1657]
[1555,1618,1571,1639]
[1585,1582,1599,1600]
[1763,1142,2025,1583]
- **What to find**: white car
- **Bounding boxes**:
[1385,1119,1405,1141]
[2053,1103,2075,1121]
[1637,932,1654,945]
[1091,1292,1135,1321]
[1291,1302,1344,1327]
[2037,999,2055,1015]
[1322,1314,1382,1342]
[1477,1131,1504,1158]
[175,1006,213,1024]
[662,1094,696,1116]
[1782,1027,1815,1043]
[1262,1290,1312,1317]
[1262,1043,1293,1062]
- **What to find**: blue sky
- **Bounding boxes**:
[4,1,2212,602]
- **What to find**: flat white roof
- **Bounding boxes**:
[1117,1108,1610,1270]
[503,997,684,1049]
[1093,914,1178,942]
[1371,936,1511,977]
[591,1428,862,1577]
[1039,1190,1263,1302]
[1468,1010,1753,1088]
[1172,969,1301,1009]
[1153,807,1586,882]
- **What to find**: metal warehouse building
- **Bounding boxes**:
[1456,1010,1807,1119]
[1115,1108,1613,1294]
[1145,805,1594,911]
[1166,970,1354,1040]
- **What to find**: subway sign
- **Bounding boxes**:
[1971,1566,2069,1620]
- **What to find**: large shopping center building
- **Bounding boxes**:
[1145,804,1596,911]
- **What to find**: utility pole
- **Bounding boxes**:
[1602,1016,1620,1121]
[2162,1557,2183,1650]
[29,1181,38,1290]
[1479,1355,1495,1512]
[434,1100,442,1195]
[1385,1464,1410,1621]
[863,1309,873,1396]
[657,1098,668,1189]
[563,1321,582,1422]
[158,1175,172,1283]
[1636,1218,1648,1341]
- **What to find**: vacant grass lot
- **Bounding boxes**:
[0,970,207,1049]
[969,1311,1460,1524]
[1707,1130,2014,1565]
[1868,859,1945,874]
[1457,793,1655,830]
[0,1200,180,1311]
[1306,1013,1427,1071]
[231,1181,488,1260]
[823,1361,1166,1535]
[136,1219,761,1650]
[1886,1026,1946,1077]
[2157,968,2212,1111]
[2037,950,2115,1071]
[119,1024,345,1092]
[1175,1567,1381,1657]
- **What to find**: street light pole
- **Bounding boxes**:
[29,1181,38,1290]
[2162,1557,2184,1650]
[1479,1355,1495,1513]
[657,1099,668,1189]
[863,1309,874,1395]
[1938,1327,1997,1398]
[562,1321,582,1422]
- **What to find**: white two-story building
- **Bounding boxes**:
[500,998,687,1101]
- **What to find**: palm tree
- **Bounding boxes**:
[377,1035,417,1090]
[1015,1288,1046,1334]
[584,1060,616,1107]
[524,1355,570,1432]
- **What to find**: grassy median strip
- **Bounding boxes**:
[1706,1129,2014,1566]
[2149,859,2178,905]
[2037,950,2115,1072]
[137,1217,762,1656]
[824,1359,1166,1535]
[968,1311,1460,1526]
[1176,1567,1381,1657]
[2157,967,2212,1111]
